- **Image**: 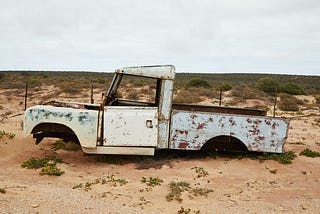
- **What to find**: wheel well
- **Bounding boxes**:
[32,123,74,134]
[201,135,248,152]
[31,123,80,144]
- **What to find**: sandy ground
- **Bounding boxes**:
[1,91,320,213]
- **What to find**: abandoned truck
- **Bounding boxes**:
[24,65,289,156]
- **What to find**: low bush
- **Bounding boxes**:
[0,131,15,139]
[278,94,299,111]
[141,176,163,187]
[185,78,212,89]
[177,207,200,214]
[52,139,81,151]
[191,167,209,179]
[166,181,190,202]
[40,163,65,176]
[238,151,297,164]
[21,156,64,176]
[174,88,205,103]
[231,86,268,100]
[280,83,304,95]
[256,77,280,95]
[299,148,320,158]
[73,174,128,191]
[215,82,232,92]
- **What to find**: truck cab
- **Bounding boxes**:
[24,65,289,155]
[25,65,176,155]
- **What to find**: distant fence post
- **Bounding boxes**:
[219,89,222,106]
[90,82,94,104]
[24,83,28,111]
[273,88,277,117]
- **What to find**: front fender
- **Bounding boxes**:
[24,105,99,148]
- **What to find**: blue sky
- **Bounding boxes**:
[0,0,320,75]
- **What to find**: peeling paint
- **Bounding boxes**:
[24,105,99,148]
[170,110,289,153]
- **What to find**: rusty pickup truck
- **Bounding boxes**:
[24,65,289,155]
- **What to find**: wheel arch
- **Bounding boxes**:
[201,135,249,152]
[31,122,80,144]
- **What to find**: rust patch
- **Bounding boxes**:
[229,117,236,126]
[178,130,188,135]
[272,122,278,129]
[178,142,189,149]
[197,123,207,130]
[265,119,271,126]
[257,136,265,141]
[190,114,198,119]
[249,128,260,135]
[253,119,262,125]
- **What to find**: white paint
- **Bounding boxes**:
[170,110,289,153]
[103,106,158,147]
[82,146,155,156]
[116,65,175,80]
[24,105,98,148]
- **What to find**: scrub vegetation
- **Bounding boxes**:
[299,148,320,158]
[21,156,65,176]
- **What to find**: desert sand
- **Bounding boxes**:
[1,88,320,214]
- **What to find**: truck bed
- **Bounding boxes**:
[169,107,289,153]
[172,103,267,116]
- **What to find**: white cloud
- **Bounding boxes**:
[0,0,319,75]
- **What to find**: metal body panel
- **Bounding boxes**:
[157,79,174,149]
[116,65,175,80]
[104,106,158,147]
[170,110,289,153]
[82,146,155,156]
[24,105,99,148]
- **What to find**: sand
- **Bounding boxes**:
[1,91,320,213]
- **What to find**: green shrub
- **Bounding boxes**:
[191,167,209,178]
[256,77,280,95]
[216,82,232,92]
[174,88,205,103]
[52,139,81,151]
[300,148,320,158]
[278,94,299,111]
[21,157,64,176]
[185,78,212,89]
[40,163,65,176]
[166,181,190,202]
[29,78,41,86]
[141,176,163,187]
[231,86,269,100]
[281,83,304,95]
[238,151,297,164]
[260,151,297,164]
[73,175,128,191]
[315,96,320,104]
[177,207,200,214]
[0,131,15,139]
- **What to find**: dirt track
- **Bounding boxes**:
[1,97,320,213]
